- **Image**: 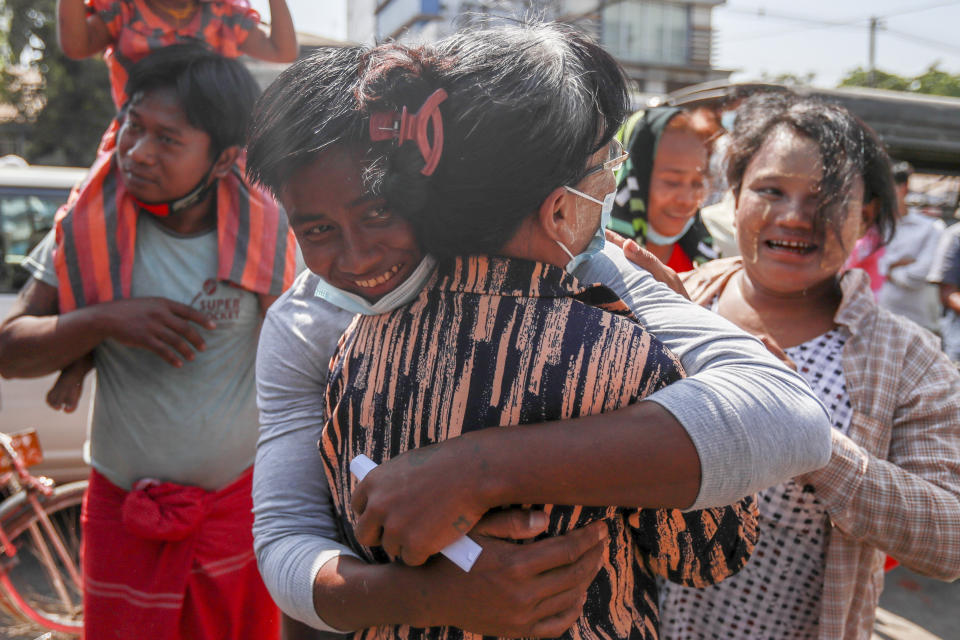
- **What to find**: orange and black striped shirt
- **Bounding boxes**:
[321,255,758,640]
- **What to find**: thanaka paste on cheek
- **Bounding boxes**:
[564,196,599,252]
[744,198,774,265]
[758,198,775,223]
[573,200,592,236]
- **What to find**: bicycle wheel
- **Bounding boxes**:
[0,480,86,636]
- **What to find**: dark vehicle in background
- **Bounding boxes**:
[664,80,960,177]
[0,159,91,483]
[659,81,960,236]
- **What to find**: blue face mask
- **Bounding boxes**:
[646,215,696,245]
[721,110,737,132]
[313,255,438,315]
[555,187,615,273]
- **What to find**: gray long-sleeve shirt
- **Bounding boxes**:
[252,243,831,630]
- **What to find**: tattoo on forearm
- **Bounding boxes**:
[453,515,471,533]
[407,447,436,467]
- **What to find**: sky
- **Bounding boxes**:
[249,0,346,40]
[250,0,960,89]
[713,1,960,87]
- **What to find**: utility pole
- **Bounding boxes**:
[868,16,883,87]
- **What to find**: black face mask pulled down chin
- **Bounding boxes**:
[132,165,217,217]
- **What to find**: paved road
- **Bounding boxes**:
[875,566,960,640]
[3,566,957,639]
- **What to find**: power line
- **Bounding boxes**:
[722,6,861,28]
[876,0,960,20]
[723,0,960,28]
[719,5,866,42]
[727,21,863,43]
[717,1,960,85]
[883,28,960,57]
[720,2,960,47]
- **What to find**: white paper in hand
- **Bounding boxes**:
[350,454,482,572]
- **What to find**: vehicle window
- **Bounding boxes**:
[0,187,70,293]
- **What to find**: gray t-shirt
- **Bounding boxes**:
[25,217,261,490]
[253,244,831,630]
[877,209,944,331]
[929,223,960,288]
[928,222,960,360]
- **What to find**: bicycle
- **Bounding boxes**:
[0,429,85,636]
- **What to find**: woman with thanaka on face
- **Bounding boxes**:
[247,24,832,638]
[660,92,960,639]
[608,108,717,272]
[249,23,759,639]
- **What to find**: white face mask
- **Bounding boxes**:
[646,215,696,245]
[313,255,438,315]
[555,187,616,273]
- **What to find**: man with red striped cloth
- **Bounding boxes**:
[0,45,296,639]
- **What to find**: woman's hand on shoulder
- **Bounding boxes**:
[605,230,690,299]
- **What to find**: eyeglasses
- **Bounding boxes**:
[582,139,629,179]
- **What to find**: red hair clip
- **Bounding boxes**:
[369,89,448,176]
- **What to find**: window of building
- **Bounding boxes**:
[602,0,689,66]
[377,0,441,40]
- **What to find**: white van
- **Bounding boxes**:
[0,159,92,482]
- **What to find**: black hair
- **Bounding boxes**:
[246,46,369,192]
[726,91,898,245]
[246,22,630,257]
[124,44,261,156]
[891,160,914,185]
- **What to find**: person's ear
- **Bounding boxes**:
[860,198,878,237]
[536,186,577,247]
[210,145,241,180]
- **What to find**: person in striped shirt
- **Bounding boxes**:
[246,25,766,639]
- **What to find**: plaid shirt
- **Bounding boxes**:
[682,258,960,639]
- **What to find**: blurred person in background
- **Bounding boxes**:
[841,160,913,297]
[927,208,960,363]
[663,92,960,640]
[0,47,296,639]
[877,161,944,332]
[698,96,745,259]
[699,191,738,259]
[698,98,742,208]
[609,107,718,271]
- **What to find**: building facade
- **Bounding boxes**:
[346,0,731,99]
